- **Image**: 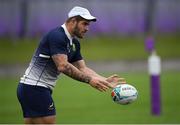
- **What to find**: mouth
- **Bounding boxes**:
[81,32,86,36]
[82,31,86,34]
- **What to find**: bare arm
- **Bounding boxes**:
[72,60,126,84]
[52,54,113,91]
[72,60,106,80]
[52,54,91,83]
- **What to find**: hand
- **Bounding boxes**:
[106,74,126,84]
[89,77,114,92]
[106,74,126,88]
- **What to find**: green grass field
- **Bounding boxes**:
[0,34,179,123]
[0,34,180,64]
[0,71,180,124]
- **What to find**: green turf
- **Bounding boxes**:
[0,34,180,64]
[0,71,180,124]
[0,38,38,64]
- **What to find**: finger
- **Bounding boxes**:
[99,87,107,92]
[113,80,126,86]
[95,86,103,92]
[116,77,126,82]
[112,82,121,87]
[108,76,126,83]
[109,75,119,80]
[110,74,119,78]
[98,82,110,90]
[120,81,126,84]
[110,80,127,88]
[109,78,123,83]
[120,79,126,83]
[94,84,107,92]
[107,74,118,80]
[109,82,119,88]
[100,80,114,89]
[118,77,125,80]
[119,79,126,84]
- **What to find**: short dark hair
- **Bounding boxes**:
[66,16,86,23]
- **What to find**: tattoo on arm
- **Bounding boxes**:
[63,63,92,83]
[73,60,106,80]
[52,54,91,83]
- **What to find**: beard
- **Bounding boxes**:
[73,23,84,38]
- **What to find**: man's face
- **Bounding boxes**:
[73,19,90,38]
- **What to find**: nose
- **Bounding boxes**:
[85,26,89,31]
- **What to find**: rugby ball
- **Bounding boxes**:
[111,84,138,105]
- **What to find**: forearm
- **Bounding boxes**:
[60,63,92,83]
[80,67,106,80]
[52,54,92,83]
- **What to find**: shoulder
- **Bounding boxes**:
[48,27,67,42]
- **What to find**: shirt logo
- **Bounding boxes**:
[72,43,76,51]
[67,43,76,53]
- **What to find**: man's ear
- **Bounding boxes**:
[71,18,77,24]
[71,18,78,29]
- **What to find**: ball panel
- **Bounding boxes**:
[111,84,138,105]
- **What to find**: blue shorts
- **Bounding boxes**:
[17,83,56,118]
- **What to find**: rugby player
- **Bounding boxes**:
[17,6,126,124]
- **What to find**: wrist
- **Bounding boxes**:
[106,78,111,82]
[85,75,92,84]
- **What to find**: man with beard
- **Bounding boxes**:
[17,6,126,124]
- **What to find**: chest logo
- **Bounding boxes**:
[72,43,76,52]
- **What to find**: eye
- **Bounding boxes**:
[83,22,89,26]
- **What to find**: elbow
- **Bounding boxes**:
[57,63,67,72]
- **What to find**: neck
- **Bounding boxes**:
[65,22,74,37]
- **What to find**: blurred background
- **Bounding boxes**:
[0,0,180,124]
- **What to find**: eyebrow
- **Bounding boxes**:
[83,21,90,25]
